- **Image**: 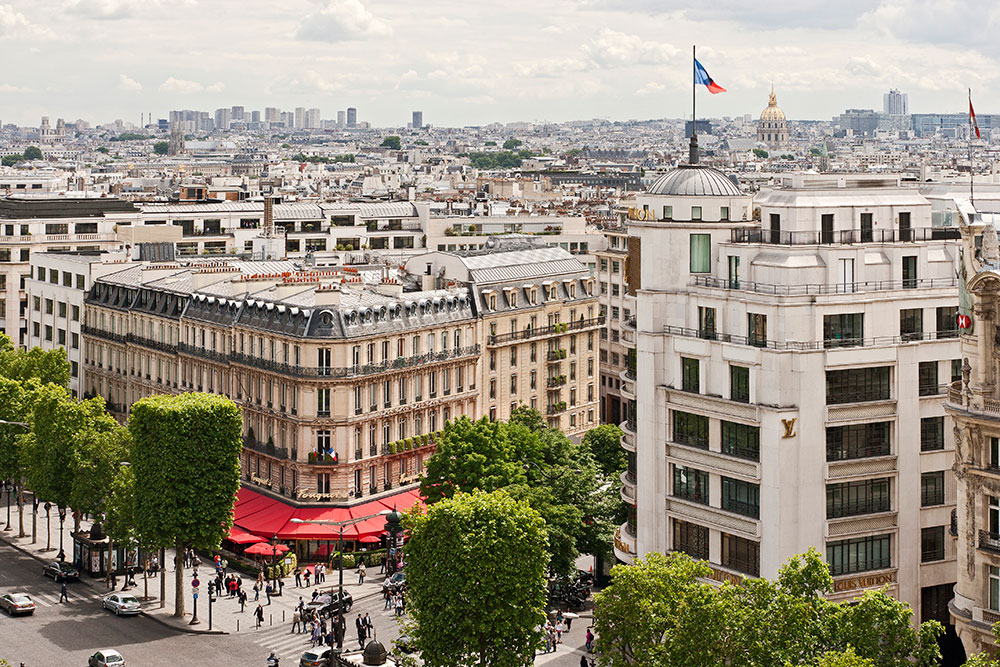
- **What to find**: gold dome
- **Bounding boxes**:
[759,89,786,122]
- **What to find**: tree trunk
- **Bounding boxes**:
[31,495,36,544]
[173,540,184,617]
[16,484,25,538]
[106,539,114,588]
[159,547,166,609]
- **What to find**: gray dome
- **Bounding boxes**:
[646,164,742,197]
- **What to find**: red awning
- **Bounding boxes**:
[244,542,290,557]
[226,526,267,545]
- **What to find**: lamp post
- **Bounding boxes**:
[3,480,10,531]
[190,566,200,626]
[291,509,390,653]
[44,502,51,552]
[57,506,66,562]
[271,533,278,586]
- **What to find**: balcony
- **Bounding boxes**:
[488,318,604,346]
[307,451,339,465]
[130,334,178,355]
[80,324,126,345]
[620,429,635,453]
[243,436,289,460]
[613,524,636,564]
[947,381,1000,421]
[951,508,958,537]
[979,529,1000,555]
[547,401,567,415]
[546,349,568,362]
[729,227,959,246]
[663,325,960,352]
[230,344,481,379]
[693,274,959,297]
[546,375,567,388]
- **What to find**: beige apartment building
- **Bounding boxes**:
[594,219,631,425]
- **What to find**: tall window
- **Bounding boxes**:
[827,534,891,575]
[721,421,759,461]
[826,422,891,461]
[673,519,708,560]
[826,478,890,518]
[902,255,918,288]
[747,313,767,347]
[921,526,945,562]
[722,534,760,576]
[730,365,750,403]
[900,308,923,341]
[681,357,700,393]
[860,212,873,242]
[990,567,1000,612]
[317,388,331,417]
[920,417,945,452]
[936,306,958,338]
[673,411,708,449]
[823,313,863,348]
[698,306,716,339]
[918,362,939,396]
[721,477,760,518]
[821,213,834,244]
[318,348,332,375]
[920,471,945,506]
[672,465,709,505]
[689,234,711,273]
[769,213,781,243]
[825,366,890,404]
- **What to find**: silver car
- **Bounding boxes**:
[102,593,141,616]
[89,649,125,667]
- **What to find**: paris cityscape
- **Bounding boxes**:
[3,1,1000,666]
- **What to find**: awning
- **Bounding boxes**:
[232,486,423,541]
[226,526,267,545]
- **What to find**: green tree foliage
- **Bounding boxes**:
[22,146,42,160]
[68,424,130,519]
[2,154,22,166]
[594,549,942,667]
[503,138,523,150]
[380,135,402,150]
[113,133,145,141]
[468,151,526,169]
[291,153,356,164]
[405,490,548,667]
[0,334,70,387]
[96,146,109,154]
[104,463,136,546]
[484,140,497,146]
[152,141,169,155]
[753,148,770,159]
[420,416,524,499]
[583,423,625,477]
[129,393,243,616]
[791,647,876,667]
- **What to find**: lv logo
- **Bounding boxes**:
[781,418,797,438]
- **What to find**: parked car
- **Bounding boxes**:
[88,649,125,667]
[42,560,79,581]
[304,590,353,618]
[103,593,141,616]
[299,646,331,667]
[0,593,35,615]
[381,571,406,595]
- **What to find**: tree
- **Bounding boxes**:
[583,424,625,478]
[2,155,22,166]
[152,141,169,155]
[380,135,402,150]
[503,138,522,150]
[420,416,524,500]
[129,393,242,616]
[22,146,42,160]
[0,335,69,387]
[594,549,942,667]
[753,148,769,159]
[67,423,129,521]
[404,490,549,667]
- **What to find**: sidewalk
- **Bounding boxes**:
[0,500,390,636]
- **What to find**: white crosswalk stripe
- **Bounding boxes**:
[248,624,322,660]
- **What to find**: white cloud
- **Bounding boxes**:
[65,0,137,20]
[205,82,225,93]
[296,0,392,42]
[583,29,678,67]
[159,77,204,94]
[0,83,27,93]
[0,4,28,36]
[117,74,142,91]
[636,81,665,96]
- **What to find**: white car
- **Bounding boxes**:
[102,593,141,616]
[88,649,125,667]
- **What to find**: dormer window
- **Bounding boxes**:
[489,295,497,310]
[509,291,517,308]
[569,284,576,298]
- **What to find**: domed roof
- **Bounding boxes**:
[646,164,742,197]
[362,640,388,665]
[760,89,786,123]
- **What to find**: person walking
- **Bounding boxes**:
[254,604,264,629]
[356,614,366,650]
[357,561,366,585]
[585,628,594,652]
[294,568,302,588]
[292,608,301,634]
[317,563,325,583]
[253,581,260,602]
[59,580,68,603]
[265,582,273,605]
[303,567,311,588]
[379,553,386,575]
[580,656,589,667]
[363,612,372,639]
[238,588,247,613]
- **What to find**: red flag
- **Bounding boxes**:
[970,92,981,139]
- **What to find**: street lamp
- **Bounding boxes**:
[3,480,10,532]
[44,502,52,552]
[291,509,391,652]
[57,506,66,562]
[190,565,200,626]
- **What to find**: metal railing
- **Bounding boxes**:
[730,227,960,246]
[230,344,480,378]
[488,316,604,345]
[129,334,177,355]
[951,509,958,537]
[980,529,1000,554]
[826,498,891,519]
[243,437,289,460]
[722,499,761,519]
[694,275,959,296]
[664,325,960,351]
[722,556,760,578]
[81,324,126,344]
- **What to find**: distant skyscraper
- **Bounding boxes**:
[251,110,261,124]
[883,88,908,116]
[306,108,321,129]
[264,107,280,123]
[337,110,346,127]
[294,107,306,130]
[214,107,231,131]
[346,107,357,127]
[231,106,245,121]
[412,111,423,129]
[281,111,294,128]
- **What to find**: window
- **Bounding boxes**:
[921,526,945,562]
[936,306,958,338]
[673,411,708,449]
[860,213,873,242]
[730,366,750,403]
[662,205,673,220]
[769,213,781,243]
[921,417,945,452]
[673,465,708,504]
[681,357,700,393]
[673,519,708,560]
[952,359,962,383]
[827,534,891,575]
[747,313,767,347]
[823,313,863,348]
[722,534,759,576]
[825,366,890,404]
[691,206,702,221]
[722,477,760,518]
[721,421,759,461]
[698,306,716,339]
[720,206,729,220]
[826,422,891,461]
[821,213,834,244]
[918,361,939,396]
[900,309,923,341]
[920,471,945,507]
[826,478,891,518]
[902,255,918,288]
[689,234,710,273]
[991,567,1000,612]
[317,388,331,417]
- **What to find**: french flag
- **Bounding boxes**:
[694,59,726,94]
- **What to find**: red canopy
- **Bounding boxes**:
[226,526,267,545]
[358,535,382,544]
[244,542,289,557]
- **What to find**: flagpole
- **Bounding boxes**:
[969,88,975,206]
[692,45,696,135]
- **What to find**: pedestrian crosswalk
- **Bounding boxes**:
[25,586,103,608]
[247,622,324,661]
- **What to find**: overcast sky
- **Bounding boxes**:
[1,0,997,128]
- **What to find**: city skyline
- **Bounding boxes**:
[0,0,998,127]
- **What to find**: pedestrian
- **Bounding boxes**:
[356,614,366,649]
[304,567,311,587]
[253,581,260,601]
[254,604,264,629]
[580,656,589,667]
[565,612,574,631]
[298,596,304,613]
[395,595,403,617]
[277,577,284,597]
[265,581,273,605]
[294,567,302,587]
[292,608,301,634]
[239,589,247,613]
[317,563,325,583]
[59,580,68,603]
[363,612,372,639]
[358,561,366,585]
[379,553,386,575]
[312,589,319,601]
[585,628,594,652]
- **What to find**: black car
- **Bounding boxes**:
[42,561,79,582]
[304,590,353,618]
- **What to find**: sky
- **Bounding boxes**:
[1,0,999,128]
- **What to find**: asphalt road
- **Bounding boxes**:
[0,541,267,666]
